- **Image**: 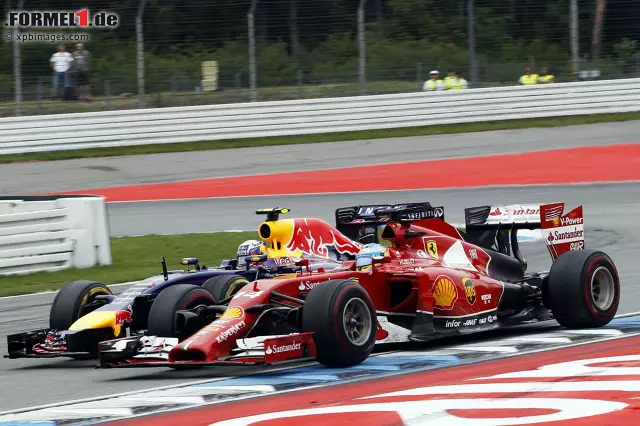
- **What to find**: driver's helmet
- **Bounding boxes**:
[355,243,389,271]
[236,240,266,264]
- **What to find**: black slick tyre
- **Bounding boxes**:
[203,275,250,301]
[301,279,376,368]
[546,249,620,328]
[147,284,216,341]
[49,280,112,330]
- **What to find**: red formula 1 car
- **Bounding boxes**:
[97,202,620,369]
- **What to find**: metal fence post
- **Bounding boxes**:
[235,73,241,102]
[104,80,111,109]
[136,0,148,106]
[467,0,478,85]
[297,69,303,99]
[570,0,580,75]
[416,62,423,90]
[36,77,43,114]
[248,0,260,102]
[13,0,25,116]
[358,0,368,96]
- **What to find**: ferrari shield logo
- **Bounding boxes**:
[426,240,438,258]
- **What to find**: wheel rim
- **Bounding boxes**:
[342,297,372,346]
[590,266,616,311]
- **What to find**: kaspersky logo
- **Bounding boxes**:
[265,341,302,355]
[5,9,119,29]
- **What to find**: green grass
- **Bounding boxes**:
[0,231,256,297]
[3,111,640,164]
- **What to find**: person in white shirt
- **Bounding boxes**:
[50,44,74,99]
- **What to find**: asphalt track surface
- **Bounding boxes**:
[3,120,640,194]
[1,121,639,412]
[2,182,640,411]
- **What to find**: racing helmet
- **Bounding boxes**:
[355,243,389,271]
[236,240,266,264]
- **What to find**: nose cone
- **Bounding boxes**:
[68,310,130,337]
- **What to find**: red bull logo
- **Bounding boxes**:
[286,218,361,258]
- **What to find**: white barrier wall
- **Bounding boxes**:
[0,196,112,275]
[1,78,640,155]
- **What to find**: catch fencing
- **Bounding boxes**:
[1,78,639,155]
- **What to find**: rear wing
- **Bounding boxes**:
[335,202,444,244]
[464,203,584,264]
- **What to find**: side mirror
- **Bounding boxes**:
[373,255,391,264]
[295,257,311,274]
[181,257,200,271]
[295,258,310,267]
[219,259,238,270]
[246,255,268,264]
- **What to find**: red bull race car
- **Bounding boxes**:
[4,222,345,360]
[97,201,620,369]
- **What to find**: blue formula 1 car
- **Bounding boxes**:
[5,230,349,360]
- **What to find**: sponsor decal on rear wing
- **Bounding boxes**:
[540,202,585,261]
[464,202,585,262]
[336,202,445,225]
[465,204,544,229]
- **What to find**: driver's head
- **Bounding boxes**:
[355,243,389,270]
[236,240,266,263]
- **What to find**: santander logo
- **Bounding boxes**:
[265,342,302,355]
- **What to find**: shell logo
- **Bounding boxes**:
[432,276,458,310]
[553,217,560,226]
[220,306,244,320]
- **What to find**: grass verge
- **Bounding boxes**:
[3,112,640,164]
[0,231,255,298]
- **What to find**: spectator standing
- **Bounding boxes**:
[451,72,468,90]
[537,67,555,84]
[444,70,456,90]
[519,67,538,85]
[423,70,445,91]
[72,43,92,101]
[50,44,74,99]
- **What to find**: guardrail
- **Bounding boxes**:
[0,196,112,275]
[1,78,640,155]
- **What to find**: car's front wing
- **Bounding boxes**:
[97,332,317,368]
[4,329,94,359]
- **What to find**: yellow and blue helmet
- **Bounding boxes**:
[355,243,389,270]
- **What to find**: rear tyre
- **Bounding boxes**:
[546,249,620,328]
[203,275,250,301]
[301,279,376,368]
[49,280,112,330]
[147,284,216,341]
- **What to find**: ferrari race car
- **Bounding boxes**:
[97,201,620,369]
[5,215,350,360]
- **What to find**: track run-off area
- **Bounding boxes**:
[1,121,640,425]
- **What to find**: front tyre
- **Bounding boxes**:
[202,275,250,301]
[301,279,376,368]
[49,280,112,330]
[147,284,216,341]
[546,249,620,328]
